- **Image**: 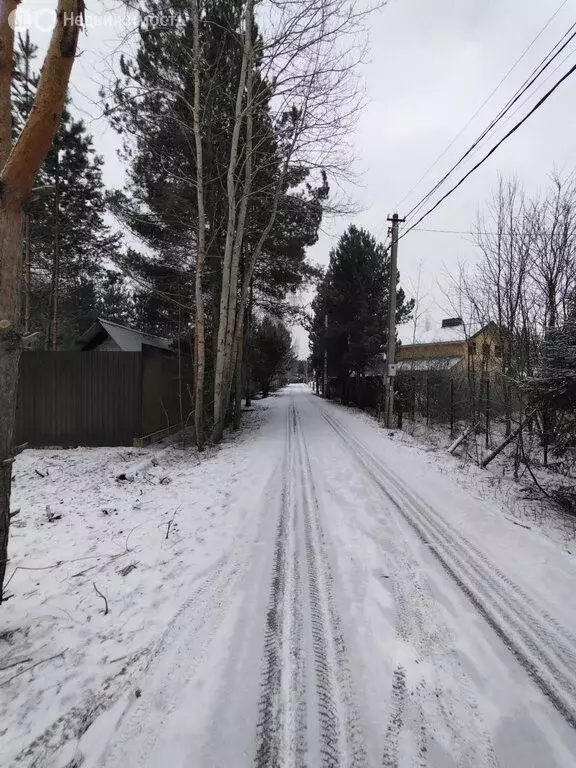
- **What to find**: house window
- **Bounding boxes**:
[494,344,503,358]
[468,342,476,356]
[482,343,490,359]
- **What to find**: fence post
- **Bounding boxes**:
[450,378,455,438]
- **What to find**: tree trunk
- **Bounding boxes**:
[23,213,31,334]
[244,297,252,408]
[212,0,253,439]
[0,0,85,601]
[502,354,512,437]
[50,153,61,349]
[218,99,295,436]
[0,198,24,599]
[192,0,206,450]
[0,1,18,170]
[221,12,255,431]
[233,334,243,430]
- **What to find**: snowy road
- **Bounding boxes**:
[88,386,576,768]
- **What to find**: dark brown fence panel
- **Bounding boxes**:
[140,351,194,436]
[16,352,142,447]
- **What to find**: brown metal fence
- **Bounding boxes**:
[16,352,143,446]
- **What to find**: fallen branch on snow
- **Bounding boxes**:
[0,649,67,686]
[164,506,181,540]
[0,656,32,672]
[93,583,109,615]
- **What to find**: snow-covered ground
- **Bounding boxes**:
[391,413,576,547]
[2,385,576,767]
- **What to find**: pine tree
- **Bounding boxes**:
[250,317,294,397]
[27,109,121,347]
[310,225,413,401]
[11,32,38,137]
[109,0,327,405]
[12,36,122,347]
[96,270,135,327]
[121,247,192,338]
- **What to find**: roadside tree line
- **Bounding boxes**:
[0,0,380,600]
[107,0,378,446]
[450,175,575,470]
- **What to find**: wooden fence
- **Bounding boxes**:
[16,352,143,446]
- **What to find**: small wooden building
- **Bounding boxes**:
[16,319,192,447]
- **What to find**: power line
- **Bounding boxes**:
[400,60,576,239]
[404,20,576,225]
[462,44,576,162]
[397,0,570,211]
[411,227,497,235]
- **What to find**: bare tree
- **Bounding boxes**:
[210,0,380,440]
[407,259,432,344]
[529,172,576,463]
[471,178,533,435]
[191,0,207,450]
[531,172,576,331]
[0,0,85,600]
[108,0,380,443]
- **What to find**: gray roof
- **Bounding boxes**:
[397,320,497,347]
[78,319,172,352]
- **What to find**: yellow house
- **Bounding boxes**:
[396,318,503,379]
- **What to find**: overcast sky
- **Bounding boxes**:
[14,0,576,355]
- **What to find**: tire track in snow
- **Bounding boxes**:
[255,405,303,768]
[254,402,367,767]
[381,666,407,768]
[390,545,496,766]
[295,409,368,768]
[322,409,576,732]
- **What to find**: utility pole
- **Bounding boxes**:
[385,212,405,427]
[323,312,328,398]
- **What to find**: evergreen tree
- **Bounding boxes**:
[120,248,192,338]
[12,34,122,347]
[528,297,576,456]
[96,270,135,327]
[29,110,121,347]
[109,0,327,341]
[250,317,295,397]
[310,225,413,400]
[11,32,38,137]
